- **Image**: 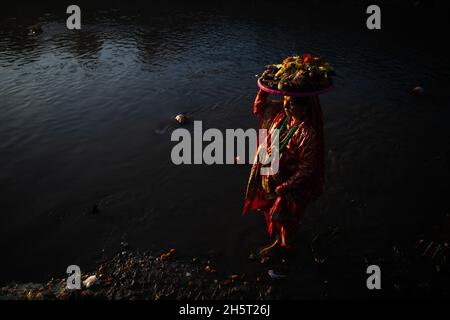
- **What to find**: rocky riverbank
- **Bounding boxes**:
[0,249,284,300]
[2,225,449,300]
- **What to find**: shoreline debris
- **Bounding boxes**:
[83,275,99,289]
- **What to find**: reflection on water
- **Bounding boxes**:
[0,2,449,289]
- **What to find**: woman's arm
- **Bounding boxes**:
[253,89,269,118]
[253,89,280,124]
[275,127,318,194]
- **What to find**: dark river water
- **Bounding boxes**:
[1,1,449,292]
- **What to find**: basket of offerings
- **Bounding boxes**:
[258,54,336,97]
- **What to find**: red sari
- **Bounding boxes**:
[243,89,325,247]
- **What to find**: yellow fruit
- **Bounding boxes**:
[275,68,285,78]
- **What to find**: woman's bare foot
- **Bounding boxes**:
[258,239,280,257]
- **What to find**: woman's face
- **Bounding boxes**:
[283,96,296,116]
[283,96,307,117]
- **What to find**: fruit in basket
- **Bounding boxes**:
[259,54,336,92]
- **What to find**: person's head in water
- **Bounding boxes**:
[283,96,313,119]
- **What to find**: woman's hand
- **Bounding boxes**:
[275,184,287,196]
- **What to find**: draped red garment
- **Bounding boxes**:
[243,89,325,247]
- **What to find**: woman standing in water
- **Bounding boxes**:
[243,89,325,256]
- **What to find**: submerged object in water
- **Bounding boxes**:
[175,114,187,124]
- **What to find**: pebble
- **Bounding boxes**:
[268,270,286,280]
